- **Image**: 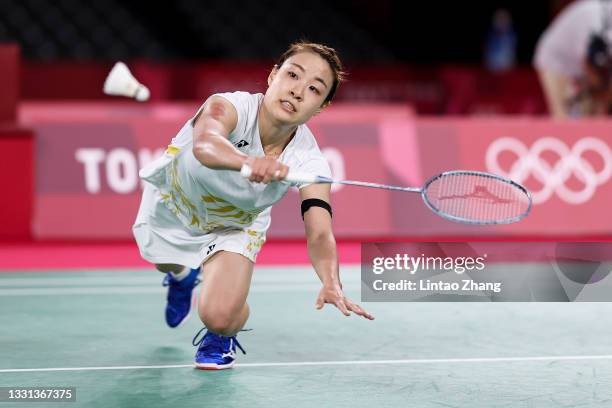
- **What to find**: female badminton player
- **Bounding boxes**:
[133,41,374,370]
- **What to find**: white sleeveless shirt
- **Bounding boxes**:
[139,91,331,236]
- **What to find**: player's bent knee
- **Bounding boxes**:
[200,314,236,336]
[198,308,240,336]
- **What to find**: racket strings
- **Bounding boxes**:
[425,173,530,223]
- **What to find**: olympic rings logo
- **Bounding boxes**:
[486,137,612,204]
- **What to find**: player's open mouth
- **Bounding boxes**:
[280,100,296,113]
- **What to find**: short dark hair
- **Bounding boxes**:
[587,34,612,71]
[276,41,346,106]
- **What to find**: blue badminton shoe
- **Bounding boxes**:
[162,267,201,328]
[192,328,246,370]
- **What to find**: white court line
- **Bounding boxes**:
[0,269,362,288]
[2,355,612,373]
[0,284,360,296]
[0,273,348,287]
[0,277,324,287]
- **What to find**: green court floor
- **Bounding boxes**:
[1,266,612,407]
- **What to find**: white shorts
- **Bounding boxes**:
[133,183,267,269]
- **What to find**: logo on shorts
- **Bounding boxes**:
[486,137,612,204]
[234,140,249,148]
[206,244,216,255]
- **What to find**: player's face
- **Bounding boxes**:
[264,52,334,125]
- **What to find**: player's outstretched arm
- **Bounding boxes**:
[300,183,374,320]
[192,95,248,171]
[192,95,288,183]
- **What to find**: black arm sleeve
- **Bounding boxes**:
[301,198,332,220]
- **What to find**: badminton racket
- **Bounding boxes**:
[240,165,532,225]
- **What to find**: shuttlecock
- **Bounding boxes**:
[103,62,150,101]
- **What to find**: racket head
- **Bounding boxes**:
[421,170,532,225]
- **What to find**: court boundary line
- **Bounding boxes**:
[2,355,612,373]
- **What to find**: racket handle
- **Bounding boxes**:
[240,164,319,184]
[240,163,254,178]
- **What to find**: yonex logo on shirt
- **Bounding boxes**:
[206,244,216,255]
[234,140,249,148]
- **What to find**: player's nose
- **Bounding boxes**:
[290,88,303,101]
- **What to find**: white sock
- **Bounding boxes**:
[170,266,191,281]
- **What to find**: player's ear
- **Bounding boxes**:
[268,65,279,86]
[316,101,331,114]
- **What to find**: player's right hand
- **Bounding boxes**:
[244,156,289,184]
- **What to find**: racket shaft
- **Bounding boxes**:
[287,172,421,192]
[335,180,421,193]
[241,164,420,192]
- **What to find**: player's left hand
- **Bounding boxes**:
[315,284,374,320]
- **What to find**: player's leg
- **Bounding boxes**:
[156,263,201,328]
[133,182,205,328]
[197,250,253,336]
[155,263,184,274]
[192,250,253,370]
